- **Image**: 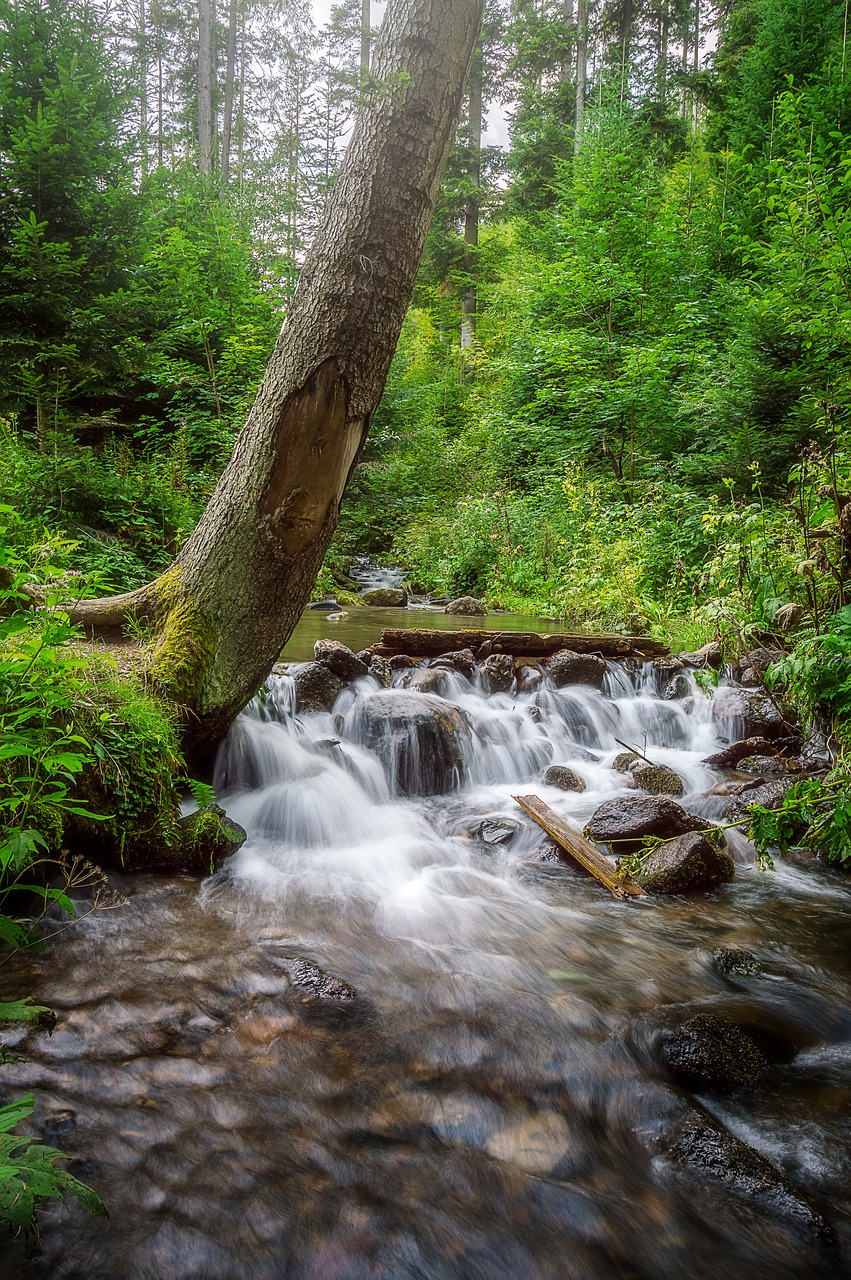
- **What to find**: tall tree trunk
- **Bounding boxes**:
[574,0,587,151]
[139,0,148,178]
[692,0,700,131]
[221,0,239,180]
[560,0,575,85]
[197,0,215,175]
[361,0,371,79]
[461,41,483,353]
[72,0,485,762]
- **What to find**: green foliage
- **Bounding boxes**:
[0,1095,106,1226]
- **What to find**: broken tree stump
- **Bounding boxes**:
[514,794,646,900]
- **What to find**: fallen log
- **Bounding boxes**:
[375,628,669,660]
[513,794,646,900]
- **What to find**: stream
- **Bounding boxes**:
[2,612,850,1279]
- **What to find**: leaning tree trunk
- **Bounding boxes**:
[72,0,484,761]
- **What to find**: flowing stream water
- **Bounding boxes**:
[2,623,850,1280]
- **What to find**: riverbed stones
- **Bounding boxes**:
[584,794,705,852]
[362,587,408,607]
[636,832,734,894]
[548,649,608,689]
[544,764,587,793]
[345,692,471,796]
[481,652,515,693]
[293,662,345,713]
[712,687,797,740]
[660,1013,769,1091]
[314,639,369,682]
[631,762,685,797]
[445,595,486,615]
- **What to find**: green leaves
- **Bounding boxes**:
[0,1099,107,1227]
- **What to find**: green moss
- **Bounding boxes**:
[144,567,218,708]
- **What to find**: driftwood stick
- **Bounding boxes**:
[513,794,646,900]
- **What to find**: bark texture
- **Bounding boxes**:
[74,0,484,761]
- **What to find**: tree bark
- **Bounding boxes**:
[220,0,239,180]
[461,40,483,352]
[574,0,587,152]
[197,0,215,175]
[72,0,485,762]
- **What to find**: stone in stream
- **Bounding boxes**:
[361,587,408,607]
[544,764,587,793]
[703,737,779,768]
[676,640,723,668]
[584,794,705,853]
[660,1013,768,1092]
[516,662,543,694]
[178,804,247,874]
[306,598,340,611]
[631,762,685,797]
[480,652,515,693]
[389,653,416,669]
[368,654,392,686]
[282,958,357,1004]
[478,817,522,845]
[635,832,734,895]
[548,648,608,689]
[711,947,764,978]
[293,661,345,713]
[436,647,477,677]
[612,750,640,772]
[344,692,471,796]
[736,754,799,777]
[712,687,797,740]
[445,595,487,615]
[396,665,451,696]
[314,638,369,682]
[726,776,799,825]
[663,672,693,701]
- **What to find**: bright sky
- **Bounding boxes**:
[309,0,509,147]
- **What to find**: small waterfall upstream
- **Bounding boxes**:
[3,651,850,1280]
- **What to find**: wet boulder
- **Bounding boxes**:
[631,762,685,797]
[636,832,734,894]
[294,662,345,713]
[445,595,487,615]
[362,587,408,607]
[178,804,247,874]
[314,639,369,682]
[703,737,779,768]
[584,794,705,853]
[660,1013,769,1091]
[396,666,451,696]
[726,776,799,825]
[436,647,477,678]
[663,672,693,701]
[516,663,543,694]
[548,649,608,689]
[481,652,515,693]
[389,653,416,669]
[677,641,723,668]
[712,688,797,740]
[544,765,587,793]
[736,754,799,777]
[345,692,471,796]
[612,751,639,772]
[368,654,392,687]
[282,958,357,1004]
[478,817,522,845]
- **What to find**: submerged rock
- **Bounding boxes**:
[293,662,345,713]
[481,652,515,693]
[362,587,408,607]
[548,649,608,689]
[478,817,522,845]
[283,958,357,1004]
[445,595,486,615]
[544,764,587,793]
[660,1013,768,1091]
[345,692,471,796]
[584,794,704,852]
[314,639,369,681]
[631,762,685,797]
[711,947,764,978]
[636,832,734,894]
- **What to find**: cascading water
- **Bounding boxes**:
[2,649,850,1280]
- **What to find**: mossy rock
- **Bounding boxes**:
[632,762,685,797]
[660,1013,769,1092]
[177,804,246,874]
[612,751,639,772]
[544,765,586,793]
[636,832,734,894]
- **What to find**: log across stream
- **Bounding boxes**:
[1,633,849,1280]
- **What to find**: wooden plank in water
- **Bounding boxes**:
[377,628,669,660]
[513,794,646,900]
